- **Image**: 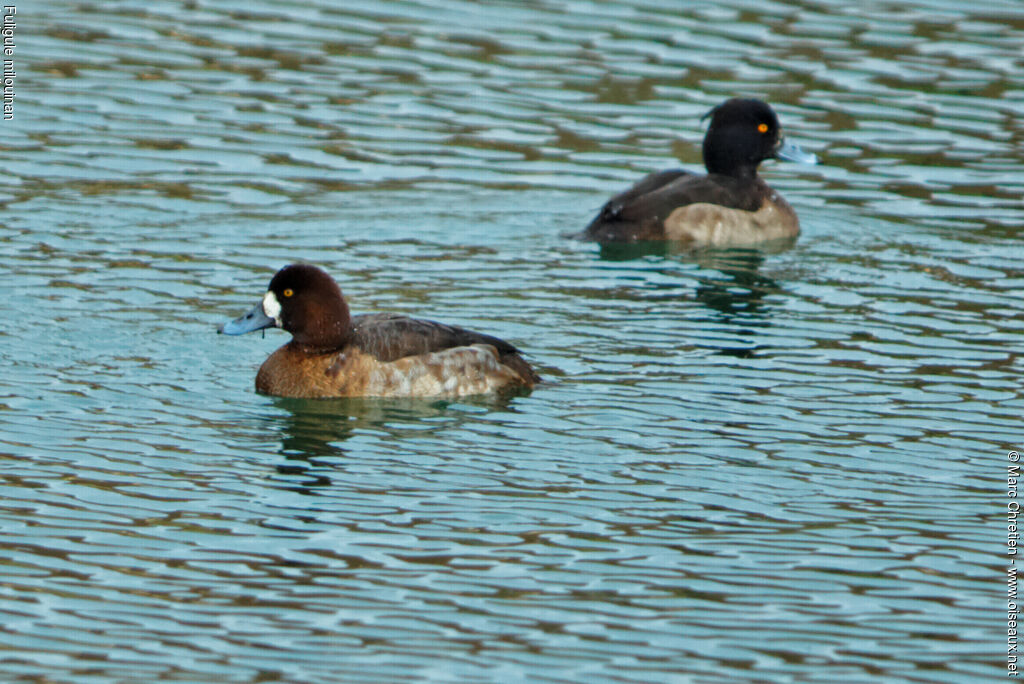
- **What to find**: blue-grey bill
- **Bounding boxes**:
[775,139,818,165]
[218,301,275,335]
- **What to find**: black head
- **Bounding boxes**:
[265,264,352,352]
[701,98,786,179]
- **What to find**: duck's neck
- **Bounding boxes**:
[705,160,758,182]
[290,298,352,354]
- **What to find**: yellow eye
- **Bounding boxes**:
[283,288,294,298]
[757,123,769,134]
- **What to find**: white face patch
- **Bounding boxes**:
[262,290,283,326]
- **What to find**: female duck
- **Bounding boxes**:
[583,98,817,245]
[219,264,539,398]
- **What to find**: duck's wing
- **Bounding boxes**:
[351,313,521,362]
[583,170,691,241]
[584,171,762,242]
[350,313,539,384]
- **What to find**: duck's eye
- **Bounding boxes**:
[283,288,294,298]
[757,123,769,134]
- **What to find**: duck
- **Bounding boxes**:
[218,264,539,398]
[582,98,817,246]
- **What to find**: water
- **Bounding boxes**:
[2,0,1021,681]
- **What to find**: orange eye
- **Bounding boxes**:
[757,123,769,134]
[283,288,294,298]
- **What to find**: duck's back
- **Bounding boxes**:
[584,170,788,244]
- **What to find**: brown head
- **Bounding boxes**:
[219,264,352,353]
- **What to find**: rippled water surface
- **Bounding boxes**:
[2,0,1022,681]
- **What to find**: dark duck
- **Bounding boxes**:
[583,98,817,245]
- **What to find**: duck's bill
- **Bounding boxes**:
[218,301,276,335]
[775,139,818,165]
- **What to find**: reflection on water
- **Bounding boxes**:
[1,0,1018,681]
[267,394,497,458]
[598,242,793,322]
[270,398,361,465]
